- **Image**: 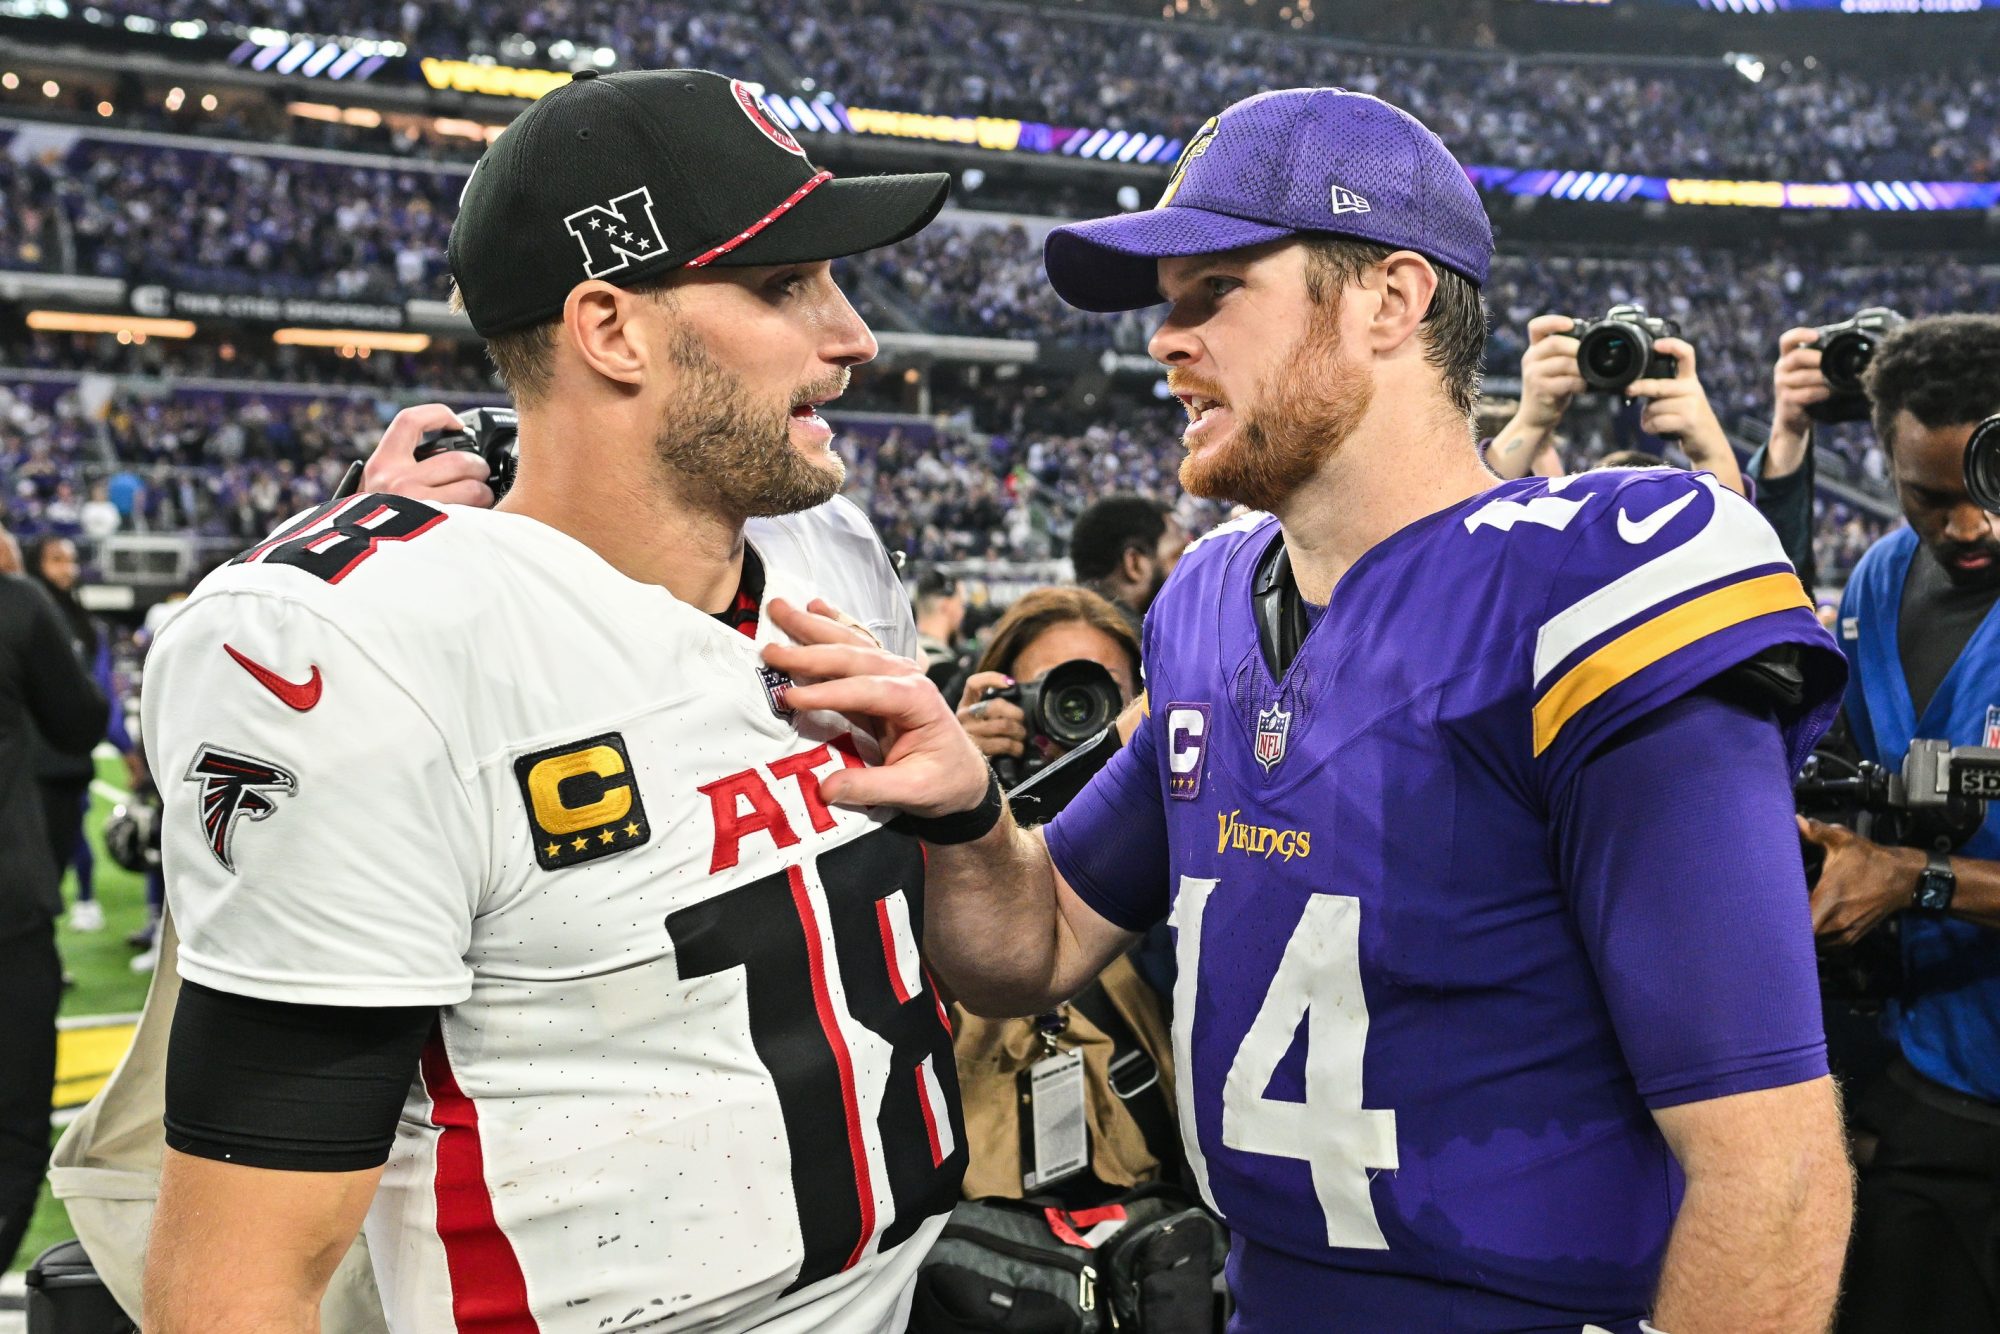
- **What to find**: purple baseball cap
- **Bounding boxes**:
[1044,87,1494,313]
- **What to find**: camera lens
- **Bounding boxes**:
[1577,321,1651,392]
[1820,331,1876,394]
[1587,336,1634,382]
[1035,660,1123,748]
[1044,683,1113,744]
[1965,415,2000,515]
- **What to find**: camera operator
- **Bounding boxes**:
[954,586,1141,779]
[1803,314,2000,1334]
[1487,314,1746,496]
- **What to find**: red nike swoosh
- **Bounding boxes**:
[224,644,324,711]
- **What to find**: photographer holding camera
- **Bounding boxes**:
[1803,314,2000,1334]
[1754,310,1907,590]
[1487,310,1745,496]
[955,586,1141,788]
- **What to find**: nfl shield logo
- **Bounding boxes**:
[1254,703,1291,772]
[761,665,796,721]
[1985,705,2000,749]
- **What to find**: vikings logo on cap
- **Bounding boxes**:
[1157,116,1219,209]
[731,79,806,158]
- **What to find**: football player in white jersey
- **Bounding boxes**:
[141,69,974,1334]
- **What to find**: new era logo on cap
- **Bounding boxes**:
[564,186,669,279]
[1329,183,1371,215]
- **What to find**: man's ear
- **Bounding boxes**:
[1366,251,1438,355]
[1120,544,1151,586]
[562,282,654,389]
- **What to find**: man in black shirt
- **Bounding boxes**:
[1799,315,2000,1333]
[0,561,108,1270]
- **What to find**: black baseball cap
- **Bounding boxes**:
[449,69,950,336]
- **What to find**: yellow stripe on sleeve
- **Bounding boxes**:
[1532,572,1811,757]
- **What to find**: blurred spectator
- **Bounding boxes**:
[25,537,132,933]
[1068,493,1186,633]
[912,567,968,691]
[0,552,107,1273]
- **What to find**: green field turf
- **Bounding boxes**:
[10,753,154,1273]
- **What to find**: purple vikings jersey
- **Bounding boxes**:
[1045,468,1845,1333]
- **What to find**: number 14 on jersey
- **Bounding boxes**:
[1173,877,1399,1250]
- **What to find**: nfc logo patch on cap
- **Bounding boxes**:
[516,731,651,871]
[563,186,669,279]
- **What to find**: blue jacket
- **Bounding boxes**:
[1841,525,2000,1102]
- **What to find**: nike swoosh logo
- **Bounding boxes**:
[224,644,324,711]
[1615,490,1697,545]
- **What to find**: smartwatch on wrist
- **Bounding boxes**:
[1913,850,1957,913]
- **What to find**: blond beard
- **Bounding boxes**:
[1177,309,1372,515]
[654,327,847,521]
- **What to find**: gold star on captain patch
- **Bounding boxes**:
[544,842,560,859]
[599,829,616,845]
[572,835,589,851]
[624,821,641,838]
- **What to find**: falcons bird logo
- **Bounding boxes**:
[185,745,297,872]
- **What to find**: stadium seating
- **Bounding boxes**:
[57,0,2000,180]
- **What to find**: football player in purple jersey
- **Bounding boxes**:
[767,88,1852,1334]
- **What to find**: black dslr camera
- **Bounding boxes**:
[1795,739,2000,1004]
[982,658,1125,788]
[1962,413,2000,514]
[1807,307,1906,425]
[414,406,521,500]
[1568,304,1681,394]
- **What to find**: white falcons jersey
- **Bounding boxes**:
[142,494,965,1334]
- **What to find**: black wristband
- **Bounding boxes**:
[892,770,1004,845]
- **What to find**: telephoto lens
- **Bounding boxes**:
[1964,414,2000,514]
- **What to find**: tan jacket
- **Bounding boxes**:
[47,914,387,1331]
[952,955,1177,1201]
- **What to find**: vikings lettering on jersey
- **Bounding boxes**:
[1045,468,1843,1333]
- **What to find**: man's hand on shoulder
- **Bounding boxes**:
[361,404,494,507]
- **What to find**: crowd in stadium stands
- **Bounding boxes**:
[0,385,368,543]
[781,0,2000,179]
[0,359,1895,584]
[0,140,461,300]
[852,223,1145,347]
[31,0,2000,181]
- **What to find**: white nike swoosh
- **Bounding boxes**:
[1616,490,1697,544]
